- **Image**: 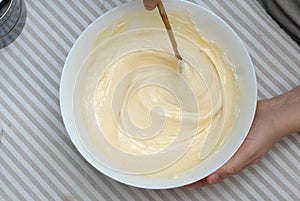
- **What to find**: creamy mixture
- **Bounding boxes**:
[78,11,240,177]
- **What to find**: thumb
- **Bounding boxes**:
[206,144,262,184]
[143,0,159,10]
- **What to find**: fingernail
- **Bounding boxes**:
[210,173,220,184]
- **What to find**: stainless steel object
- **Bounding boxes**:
[0,0,26,48]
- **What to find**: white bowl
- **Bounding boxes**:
[60,0,256,189]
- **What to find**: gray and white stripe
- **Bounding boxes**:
[1,0,299,200]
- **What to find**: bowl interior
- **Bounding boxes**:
[60,0,256,189]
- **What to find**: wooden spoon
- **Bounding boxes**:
[157,0,183,62]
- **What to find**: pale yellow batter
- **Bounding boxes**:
[78,11,240,178]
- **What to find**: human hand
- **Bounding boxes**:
[189,87,300,187]
[143,0,159,10]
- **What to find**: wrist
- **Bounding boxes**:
[268,86,300,137]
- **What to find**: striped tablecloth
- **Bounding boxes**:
[1,0,299,200]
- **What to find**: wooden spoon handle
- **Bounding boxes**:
[157,0,182,61]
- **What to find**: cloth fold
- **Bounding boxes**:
[259,0,300,45]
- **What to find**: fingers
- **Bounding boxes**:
[208,153,249,183]
[188,161,244,187]
[187,141,264,188]
[205,143,260,185]
[143,0,159,10]
[184,179,208,188]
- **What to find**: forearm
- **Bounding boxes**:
[269,86,300,138]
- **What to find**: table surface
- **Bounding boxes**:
[1,0,300,200]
